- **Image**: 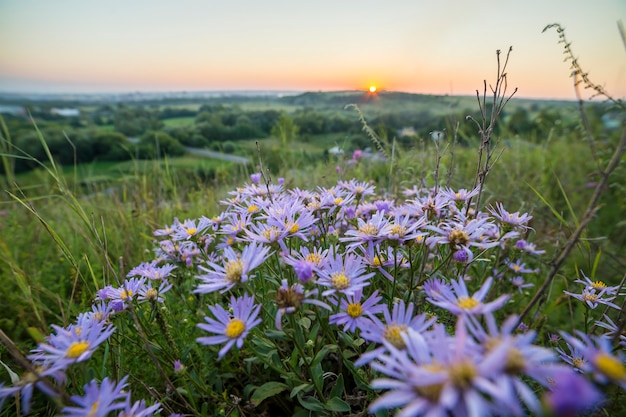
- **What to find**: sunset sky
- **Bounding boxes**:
[0,0,624,99]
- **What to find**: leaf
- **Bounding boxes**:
[325,397,351,412]
[311,344,337,368]
[250,381,289,407]
[290,383,313,398]
[297,394,325,412]
[330,374,345,398]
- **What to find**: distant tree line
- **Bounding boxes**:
[2,94,614,174]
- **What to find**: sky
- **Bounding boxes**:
[0,0,624,100]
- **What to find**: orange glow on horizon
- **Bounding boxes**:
[369,85,377,93]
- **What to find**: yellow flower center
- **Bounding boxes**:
[372,255,383,267]
[120,289,133,300]
[225,318,246,338]
[305,253,322,264]
[389,225,406,237]
[512,265,521,272]
[591,280,607,290]
[359,223,378,236]
[582,293,598,303]
[383,324,408,349]
[66,341,90,358]
[88,401,99,417]
[225,259,244,283]
[449,361,477,389]
[145,288,158,300]
[331,272,350,290]
[594,353,626,381]
[414,364,446,402]
[415,235,425,244]
[186,228,197,235]
[572,357,585,369]
[346,303,363,318]
[288,223,299,234]
[247,205,259,213]
[334,197,343,205]
[448,230,469,247]
[457,296,479,310]
[261,226,280,241]
[483,338,526,373]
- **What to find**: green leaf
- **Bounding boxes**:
[330,374,345,398]
[290,383,314,398]
[297,394,325,412]
[311,344,337,368]
[250,381,288,407]
[325,397,351,412]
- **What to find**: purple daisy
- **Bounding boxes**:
[28,319,115,373]
[197,293,262,359]
[194,242,271,294]
[316,250,375,297]
[425,277,510,316]
[329,289,385,333]
[59,376,129,417]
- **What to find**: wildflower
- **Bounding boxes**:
[274,279,331,329]
[329,289,385,333]
[369,323,510,417]
[425,277,510,316]
[104,277,147,311]
[171,217,212,241]
[563,287,619,310]
[153,218,179,237]
[514,239,545,256]
[507,259,537,274]
[337,179,376,199]
[28,319,115,373]
[356,300,436,366]
[0,366,65,414]
[574,272,620,296]
[510,276,534,293]
[173,360,185,373]
[426,216,500,257]
[594,314,626,347]
[127,262,176,280]
[560,331,626,389]
[465,313,572,415]
[195,242,271,294]
[542,368,604,417]
[488,202,533,231]
[439,186,479,206]
[380,213,426,243]
[316,251,374,297]
[118,399,162,417]
[250,172,262,183]
[137,279,173,304]
[59,376,129,417]
[340,210,390,249]
[555,341,590,373]
[197,294,262,359]
[355,243,404,282]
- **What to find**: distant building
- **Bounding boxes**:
[51,108,80,117]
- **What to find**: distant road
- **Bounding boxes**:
[126,136,250,164]
[184,147,250,164]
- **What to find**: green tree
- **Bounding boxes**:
[271,113,299,147]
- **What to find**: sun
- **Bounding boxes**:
[369,85,377,93]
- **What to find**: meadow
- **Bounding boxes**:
[0,29,625,417]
